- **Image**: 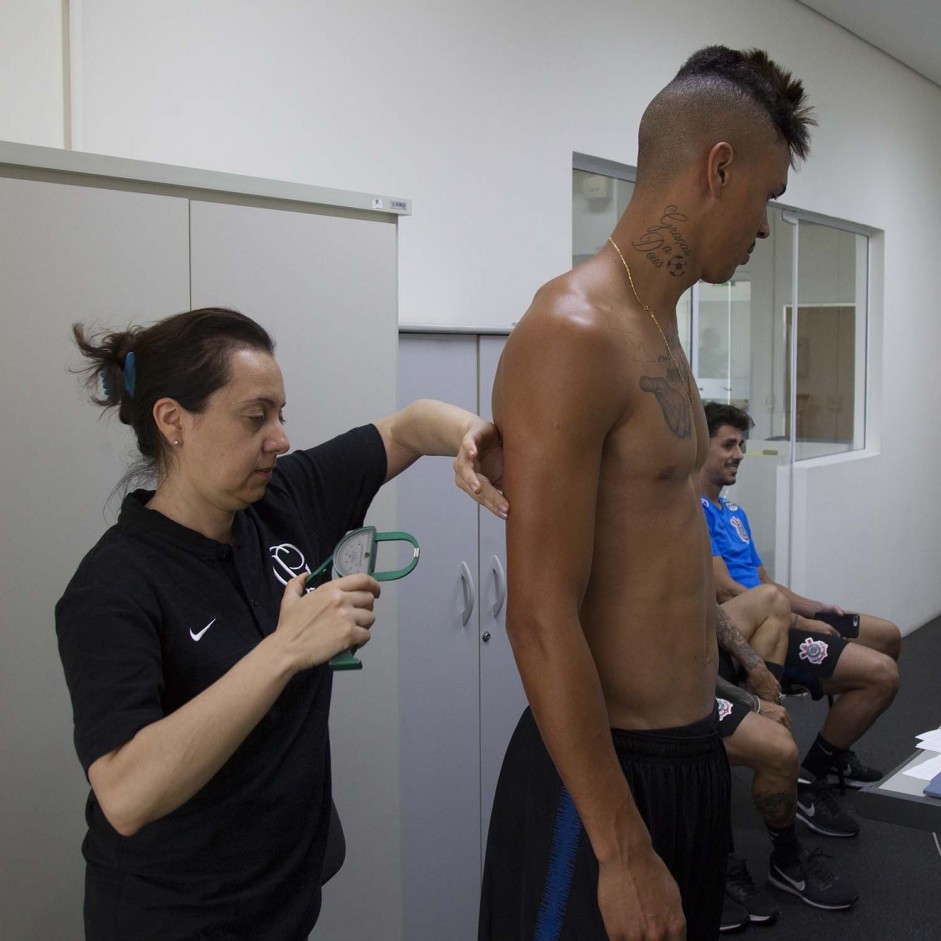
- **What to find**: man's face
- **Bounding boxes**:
[703,138,791,284]
[703,423,747,489]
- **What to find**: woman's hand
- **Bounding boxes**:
[453,418,508,519]
[274,572,380,670]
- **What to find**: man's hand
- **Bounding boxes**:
[744,662,782,704]
[757,699,791,730]
[797,615,839,638]
[597,847,686,941]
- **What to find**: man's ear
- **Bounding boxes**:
[707,142,735,197]
[152,397,186,447]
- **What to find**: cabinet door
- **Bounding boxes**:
[397,333,482,941]
[0,176,190,941]
[190,201,401,940]
[477,335,528,858]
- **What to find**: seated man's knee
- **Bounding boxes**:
[769,586,791,623]
[871,653,900,701]
[757,722,800,780]
[879,619,902,660]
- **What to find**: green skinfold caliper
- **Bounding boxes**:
[306,527,420,670]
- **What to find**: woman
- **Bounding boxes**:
[56,307,506,940]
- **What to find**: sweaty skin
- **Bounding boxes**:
[492,253,717,941]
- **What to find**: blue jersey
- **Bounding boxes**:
[701,495,763,589]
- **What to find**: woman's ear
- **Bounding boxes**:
[152,398,186,448]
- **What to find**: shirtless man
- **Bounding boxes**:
[478,47,815,941]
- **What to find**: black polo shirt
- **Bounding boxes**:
[56,425,386,941]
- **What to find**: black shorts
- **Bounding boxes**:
[478,707,731,941]
[715,697,750,739]
[783,629,848,699]
[718,629,847,701]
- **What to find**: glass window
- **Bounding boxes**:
[789,221,868,459]
[572,167,692,353]
[572,159,871,581]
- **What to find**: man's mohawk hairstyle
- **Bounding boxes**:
[675,46,817,162]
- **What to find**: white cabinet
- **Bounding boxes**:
[0,144,405,941]
[396,331,527,941]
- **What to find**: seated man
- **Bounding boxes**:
[715,684,858,918]
[702,401,900,792]
[715,603,858,921]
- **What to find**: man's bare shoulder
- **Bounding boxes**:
[494,261,638,436]
[507,261,629,361]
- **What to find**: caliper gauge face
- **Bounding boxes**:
[332,527,376,577]
[324,527,421,672]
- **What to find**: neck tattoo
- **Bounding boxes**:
[608,236,692,408]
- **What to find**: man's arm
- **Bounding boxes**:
[756,566,844,619]
[712,554,749,602]
[499,295,683,940]
[715,605,781,703]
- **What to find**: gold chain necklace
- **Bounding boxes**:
[608,236,692,407]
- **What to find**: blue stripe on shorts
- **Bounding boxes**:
[533,785,582,941]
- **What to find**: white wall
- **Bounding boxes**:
[0,0,64,146]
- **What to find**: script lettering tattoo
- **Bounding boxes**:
[632,205,693,275]
[715,605,763,672]
[755,790,797,828]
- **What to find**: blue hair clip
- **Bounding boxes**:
[123,351,136,396]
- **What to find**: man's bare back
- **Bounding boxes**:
[493,256,717,731]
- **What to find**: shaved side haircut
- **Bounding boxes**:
[636,45,816,187]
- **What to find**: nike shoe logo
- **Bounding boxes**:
[797,801,815,818]
[778,870,806,892]
[190,619,216,642]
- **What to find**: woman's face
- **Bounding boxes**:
[176,347,290,515]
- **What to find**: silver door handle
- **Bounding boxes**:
[490,555,506,618]
[459,561,475,626]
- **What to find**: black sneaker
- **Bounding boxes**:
[726,855,779,924]
[828,749,883,788]
[796,778,860,837]
[768,847,858,910]
[720,894,750,933]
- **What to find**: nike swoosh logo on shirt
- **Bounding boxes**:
[190,619,216,642]
[797,801,815,818]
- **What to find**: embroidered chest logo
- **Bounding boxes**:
[798,636,830,666]
[730,517,750,544]
[270,543,312,587]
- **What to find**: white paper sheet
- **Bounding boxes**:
[915,729,941,751]
[903,750,941,781]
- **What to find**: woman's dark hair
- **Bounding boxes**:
[72,307,275,485]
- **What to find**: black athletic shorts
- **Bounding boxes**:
[715,697,750,739]
[478,707,731,941]
[718,628,847,701]
[783,628,848,699]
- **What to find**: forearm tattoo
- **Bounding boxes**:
[715,605,762,672]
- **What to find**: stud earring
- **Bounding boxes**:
[172,439,180,447]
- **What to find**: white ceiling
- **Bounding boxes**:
[798,0,941,88]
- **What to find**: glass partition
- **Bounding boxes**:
[573,160,871,581]
[789,221,868,459]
